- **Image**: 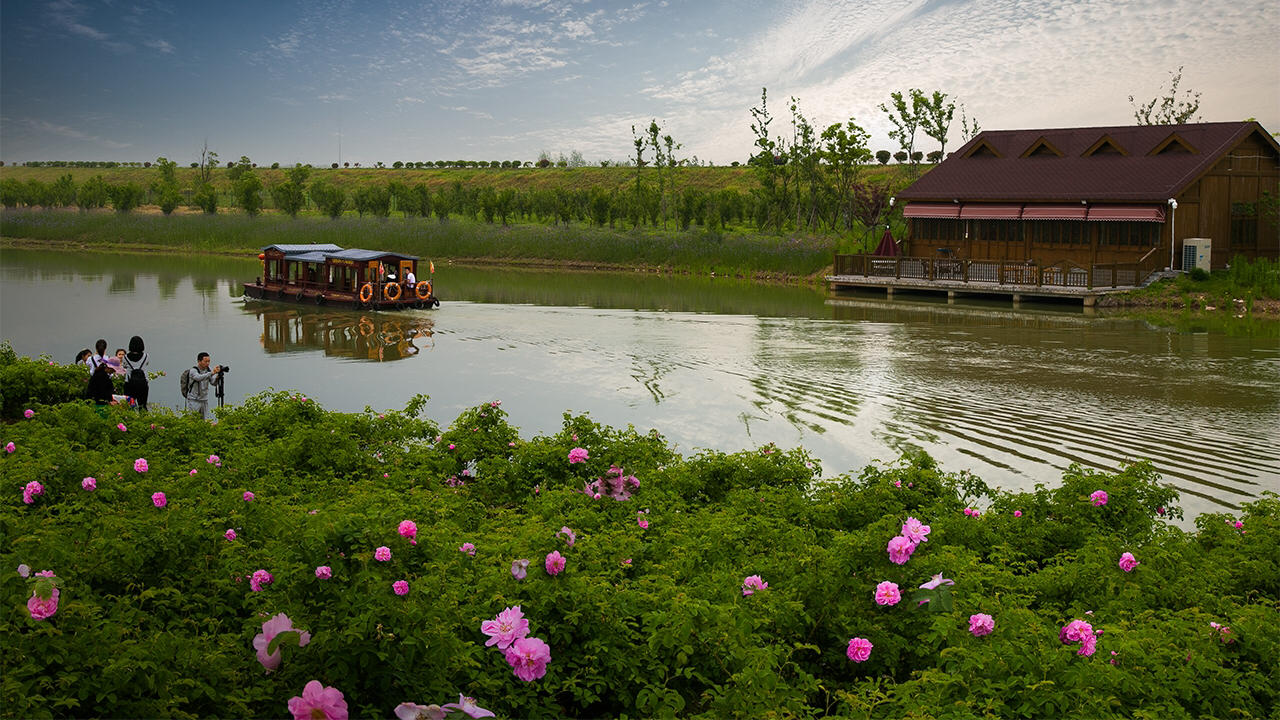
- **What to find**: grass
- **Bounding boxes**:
[0,209,839,279]
[1118,256,1280,313]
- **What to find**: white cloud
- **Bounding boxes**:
[23,117,131,150]
[45,0,133,52]
[144,38,174,53]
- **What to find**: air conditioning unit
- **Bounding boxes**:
[1182,238,1212,272]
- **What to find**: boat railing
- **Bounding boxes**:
[833,254,1154,289]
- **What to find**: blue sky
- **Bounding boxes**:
[2,0,1277,166]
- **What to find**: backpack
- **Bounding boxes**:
[180,367,194,397]
[124,353,147,387]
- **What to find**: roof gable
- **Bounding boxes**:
[1148,132,1198,156]
[1081,134,1129,157]
[1020,136,1064,158]
[961,138,1003,158]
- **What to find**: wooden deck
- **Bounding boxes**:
[828,254,1169,306]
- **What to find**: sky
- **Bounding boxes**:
[2,0,1278,167]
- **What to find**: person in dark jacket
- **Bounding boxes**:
[85,338,115,405]
[122,335,150,411]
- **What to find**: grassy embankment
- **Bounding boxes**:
[0,164,917,281]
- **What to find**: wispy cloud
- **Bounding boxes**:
[45,0,133,53]
[317,94,351,102]
[441,105,495,121]
[23,117,131,149]
[144,38,174,53]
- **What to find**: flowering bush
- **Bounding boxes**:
[0,377,1276,719]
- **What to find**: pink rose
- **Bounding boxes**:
[133,458,148,473]
[1013,510,1022,517]
[503,636,552,681]
[254,613,311,672]
[557,527,576,547]
[901,517,930,544]
[27,587,60,621]
[189,469,198,476]
[1090,490,1108,506]
[152,492,167,507]
[511,559,529,580]
[250,569,274,592]
[741,575,768,596]
[375,546,391,562]
[545,551,566,576]
[846,637,873,662]
[886,535,916,565]
[398,520,418,540]
[1118,552,1139,572]
[23,409,34,419]
[969,613,995,636]
[207,454,220,464]
[874,581,901,606]
[459,542,476,556]
[243,491,255,502]
[225,529,237,541]
[287,680,348,720]
[481,606,530,649]
[568,447,589,464]
[117,423,127,432]
[315,566,332,579]
[79,477,95,491]
[393,580,409,595]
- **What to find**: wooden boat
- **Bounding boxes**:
[243,244,439,310]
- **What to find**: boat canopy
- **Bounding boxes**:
[261,244,418,262]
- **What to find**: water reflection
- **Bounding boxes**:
[245,304,434,362]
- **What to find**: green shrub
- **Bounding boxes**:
[1,351,1276,718]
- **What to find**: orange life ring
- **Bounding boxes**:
[415,280,432,300]
[359,283,374,303]
[383,282,402,301]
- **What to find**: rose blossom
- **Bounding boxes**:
[243,491,255,502]
[398,520,418,540]
[393,580,409,595]
[545,551,566,576]
[82,477,97,491]
[742,575,769,596]
[568,447,589,464]
[458,542,476,556]
[394,703,446,720]
[117,423,127,432]
[557,526,576,547]
[874,581,901,606]
[375,546,392,561]
[23,480,44,504]
[901,517,931,544]
[250,569,274,592]
[846,637,873,662]
[886,535,917,565]
[441,694,495,719]
[315,566,332,579]
[1090,490,1108,506]
[18,564,31,578]
[254,613,311,672]
[511,559,529,580]
[27,587,60,621]
[24,409,34,419]
[969,613,995,636]
[152,492,167,507]
[225,529,237,541]
[503,636,552,681]
[1013,510,1023,517]
[1117,552,1140,572]
[481,606,530,649]
[287,680,348,720]
[134,458,148,472]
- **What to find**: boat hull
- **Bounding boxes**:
[243,282,439,311]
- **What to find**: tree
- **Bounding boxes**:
[50,173,77,207]
[894,151,908,163]
[76,175,109,211]
[198,143,218,184]
[152,157,182,215]
[880,90,925,169]
[107,182,145,213]
[269,165,310,218]
[875,150,891,165]
[821,119,872,231]
[959,104,981,143]
[917,90,956,160]
[308,180,347,219]
[1130,66,1201,125]
[233,168,263,216]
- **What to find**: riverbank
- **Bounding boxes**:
[1099,260,1280,318]
[2,345,1276,719]
[0,208,837,283]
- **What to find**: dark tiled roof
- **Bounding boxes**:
[896,121,1276,203]
[329,248,418,262]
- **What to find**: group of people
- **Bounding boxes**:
[75,338,222,420]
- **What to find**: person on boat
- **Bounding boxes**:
[405,267,417,287]
[86,339,115,405]
[185,352,222,420]
[122,335,150,412]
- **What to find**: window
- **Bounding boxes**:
[1098,222,1161,247]
[1231,202,1258,249]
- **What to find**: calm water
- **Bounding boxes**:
[2,248,1277,519]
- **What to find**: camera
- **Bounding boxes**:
[218,364,230,374]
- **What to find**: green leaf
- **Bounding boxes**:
[266,630,301,657]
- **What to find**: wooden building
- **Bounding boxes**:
[895,121,1279,272]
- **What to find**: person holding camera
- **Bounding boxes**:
[185,352,222,420]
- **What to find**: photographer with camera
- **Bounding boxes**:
[183,352,223,420]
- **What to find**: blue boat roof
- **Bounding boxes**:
[289,252,331,263]
[329,248,419,261]
[263,243,344,254]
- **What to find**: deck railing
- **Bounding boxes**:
[833,253,1163,290]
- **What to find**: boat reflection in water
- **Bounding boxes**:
[245,304,434,362]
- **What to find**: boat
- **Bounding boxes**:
[243,244,439,310]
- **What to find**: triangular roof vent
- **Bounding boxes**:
[962,138,1003,159]
[1020,136,1065,158]
[1082,135,1129,157]
[1148,132,1198,155]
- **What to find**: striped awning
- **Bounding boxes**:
[959,204,1023,220]
[902,202,960,219]
[1086,205,1166,222]
[1021,204,1088,220]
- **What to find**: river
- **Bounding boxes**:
[2,248,1276,519]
